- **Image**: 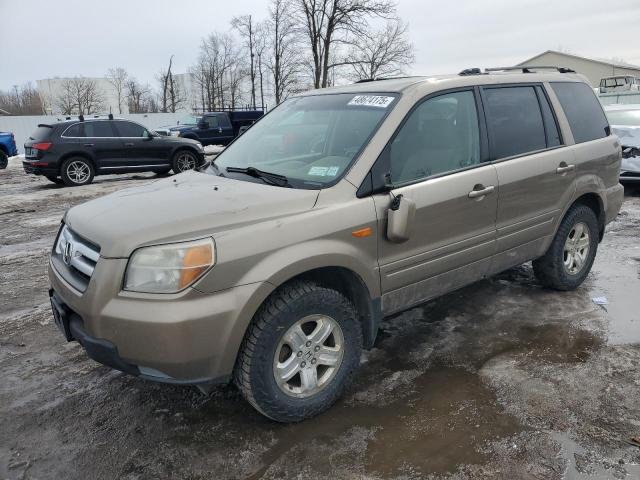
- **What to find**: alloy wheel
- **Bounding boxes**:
[563,221,590,275]
[273,314,345,398]
[176,153,196,172]
[66,161,90,184]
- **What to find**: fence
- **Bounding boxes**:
[0,113,186,154]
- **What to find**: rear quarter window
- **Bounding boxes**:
[550,82,609,144]
[62,123,84,137]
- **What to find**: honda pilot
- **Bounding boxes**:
[48,68,623,422]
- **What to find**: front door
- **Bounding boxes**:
[113,120,170,168]
[372,89,499,315]
[480,84,576,274]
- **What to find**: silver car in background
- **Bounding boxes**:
[605,104,640,183]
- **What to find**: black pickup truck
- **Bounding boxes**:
[156,110,264,146]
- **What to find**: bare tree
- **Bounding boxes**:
[267,0,302,104]
[296,0,394,88]
[0,83,44,115]
[232,14,258,108]
[255,22,268,109]
[126,78,155,113]
[345,19,414,80]
[106,67,129,113]
[55,80,76,115]
[158,55,186,113]
[55,77,104,115]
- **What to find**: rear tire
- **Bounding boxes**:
[61,157,95,186]
[0,150,7,169]
[234,281,362,422]
[172,150,198,174]
[533,204,599,290]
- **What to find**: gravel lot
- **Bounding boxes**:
[2,157,640,480]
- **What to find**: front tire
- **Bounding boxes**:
[172,150,198,174]
[60,157,95,186]
[533,204,599,290]
[234,281,362,422]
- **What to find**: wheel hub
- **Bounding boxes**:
[273,314,344,398]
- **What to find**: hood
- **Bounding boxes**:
[612,125,640,148]
[65,171,320,257]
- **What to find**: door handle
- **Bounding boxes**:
[218,127,222,133]
[83,143,94,147]
[556,164,575,174]
[468,185,495,199]
[124,142,134,147]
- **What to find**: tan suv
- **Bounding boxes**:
[49,67,623,422]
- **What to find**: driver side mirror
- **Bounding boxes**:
[386,194,416,243]
[144,130,154,140]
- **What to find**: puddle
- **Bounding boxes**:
[552,431,640,479]
[220,366,524,479]
[590,247,640,345]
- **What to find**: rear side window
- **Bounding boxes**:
[30,125,53,141]
[550,82,609,144]
[483,86,546,159]
[114,121,147,137]
[83,121,115,137]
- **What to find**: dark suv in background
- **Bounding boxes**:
[23,116,206,186]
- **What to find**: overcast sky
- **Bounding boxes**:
[1,0,639,91]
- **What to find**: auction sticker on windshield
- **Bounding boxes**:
[348,95,395,108]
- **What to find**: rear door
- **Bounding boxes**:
[217,114,235,144]
[373,88,499,314]
[482,84,575,274]
[65,120,120,169]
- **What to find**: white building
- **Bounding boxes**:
[518,50,640,87]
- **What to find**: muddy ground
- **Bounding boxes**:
[1,157,640,480]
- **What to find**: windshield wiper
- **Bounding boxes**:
[225,166,291,187]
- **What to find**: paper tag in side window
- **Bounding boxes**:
[348,95,395,108]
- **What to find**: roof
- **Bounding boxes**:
[518,50,640,71]
[298,69,586,96]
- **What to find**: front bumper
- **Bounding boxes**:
[49,257,271,385]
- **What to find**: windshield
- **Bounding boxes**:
[179,115,200,125]
[210,93,398,188]
[606,109,640,126]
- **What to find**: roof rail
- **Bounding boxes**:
[485,66,576,74]
[354,76,413,84]
[459,68,483,76]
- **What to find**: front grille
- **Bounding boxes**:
[52,225,101,292]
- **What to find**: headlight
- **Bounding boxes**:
[124,238,215,293]
[170,131,181,137]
